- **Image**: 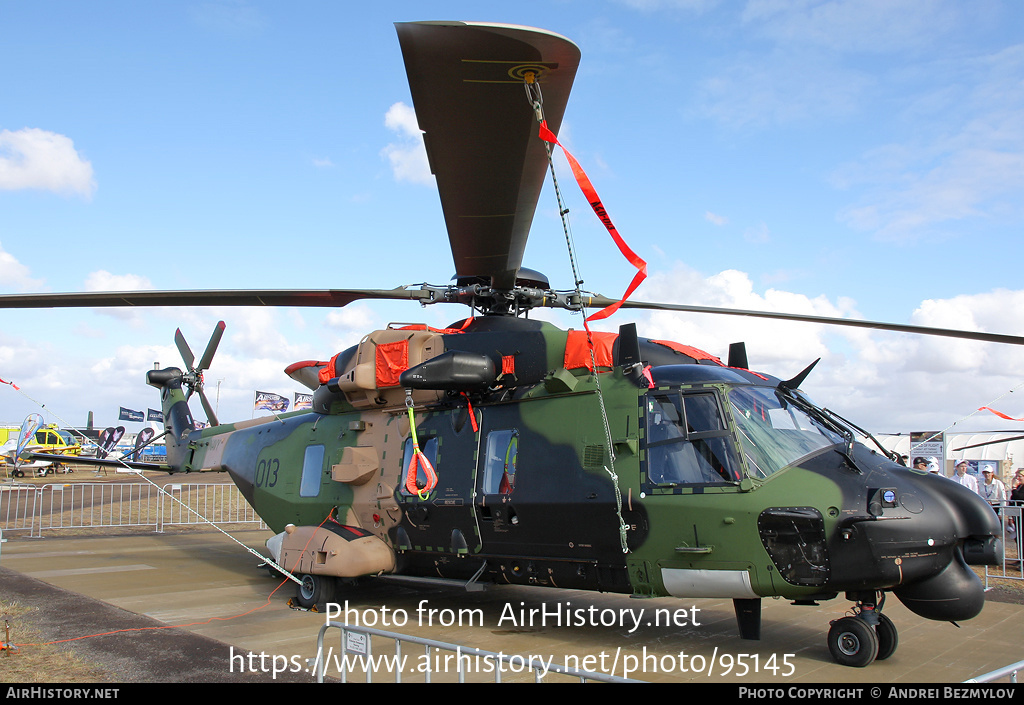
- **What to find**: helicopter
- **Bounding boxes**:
[3,20,1019,669]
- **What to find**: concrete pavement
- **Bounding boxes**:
[2,528,1023,683]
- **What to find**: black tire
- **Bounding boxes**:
[828,616,879,667]
[875,613,898,660]
[296,573,336,609]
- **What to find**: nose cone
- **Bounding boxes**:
[817,451,1001,623]
[888,471,1001,621]
[939,472,1002,536]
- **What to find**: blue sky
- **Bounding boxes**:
[2,0,1023,439]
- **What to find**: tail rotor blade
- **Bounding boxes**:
[198,389,219,427]
[174,328,195,370]
[197,321,226,372]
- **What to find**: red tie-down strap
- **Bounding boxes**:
[980,406,1024,421]
[538,120,648,324]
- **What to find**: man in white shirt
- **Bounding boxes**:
[953,460,979,493]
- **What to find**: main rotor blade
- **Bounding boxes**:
[953,435,1024,451]
[396,21,580,290]
[581,295,1024,347]
[0,287,434,310]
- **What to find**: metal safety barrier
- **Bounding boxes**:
[985,500,1023,588]
[0,483,37,532]
[965,657,1024,683]
[0,482,265,537]
[315,621,643,683]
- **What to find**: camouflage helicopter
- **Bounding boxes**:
[5,21,1021,669]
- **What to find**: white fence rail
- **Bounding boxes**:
[986,501,1023,587]
[0,482,264,536]
[965,657,1024,683]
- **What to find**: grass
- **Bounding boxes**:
[0,599,111,684]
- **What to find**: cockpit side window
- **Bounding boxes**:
[645,391,741,486]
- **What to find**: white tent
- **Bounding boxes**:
[877,432,1024,478]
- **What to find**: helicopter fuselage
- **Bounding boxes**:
[148,316,1001,630]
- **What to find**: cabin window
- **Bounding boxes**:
[482,429,518,495]
[645,391,740,485]
[399,436,439,496]
[300,444,325,497]
[36,431,58,445]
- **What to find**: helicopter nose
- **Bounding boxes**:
[890,474,1002,621]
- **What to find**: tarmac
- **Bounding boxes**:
[2,525,1024,685]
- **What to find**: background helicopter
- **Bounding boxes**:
[2,20,1020,669]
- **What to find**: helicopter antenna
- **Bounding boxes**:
[779,358,821,391]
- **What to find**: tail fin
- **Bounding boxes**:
[146,367,195,471]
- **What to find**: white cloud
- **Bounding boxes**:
[189,0,267,37]
[617,0,719,12]
[0,242,45,292]
[84,271,154,292]
[0,128,96,198]
[834,45,1024,241]
[633,263,856,367]
[704,211,729,226]
[81,270,155,324]
[741,0,961,54]
[743,222,771,243]
[696,53,871,129]
[325,304,376,334]
[627,261,1024,432]
[381,102,434,186]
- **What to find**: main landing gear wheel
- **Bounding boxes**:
[827,616,879,668]
[296,573,336,609]
[874,613,899,661]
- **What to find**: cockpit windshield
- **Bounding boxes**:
[728,385,845,478]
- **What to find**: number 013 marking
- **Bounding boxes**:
[255,457,280,487]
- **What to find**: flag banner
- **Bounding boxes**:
[17,414,44,457]
[980,406,1024,421]
[294,392,313,410]
[97,426,125,459]
[254,391,289,412]
[119,407,144,422]
[131,427,156,459]
[147,408,164,422]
